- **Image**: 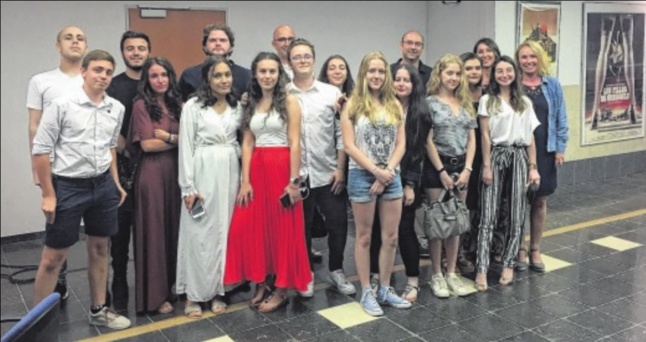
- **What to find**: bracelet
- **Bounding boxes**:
[465,166,473,173]
[166,134,172,143]
[437,168,445,174]
[529,163,537,170]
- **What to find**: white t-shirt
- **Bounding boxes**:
[478,94,540,146]
[26,68,83,111]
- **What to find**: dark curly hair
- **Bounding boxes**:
[242,52,288,129]
[318,54,355,96]
[194,55,238,109]
[137,57,182,122]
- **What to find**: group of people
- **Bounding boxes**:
[27,22,568,330]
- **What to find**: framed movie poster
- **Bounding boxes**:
[581,2,646,146]
[517,2,561,76]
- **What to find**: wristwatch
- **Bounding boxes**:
[290,177,300,186]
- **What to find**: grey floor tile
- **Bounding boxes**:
[302,329,359,342]
[459,313,524,340]
[527,294,590,319]
[556,284,625,307]
[387,305,452,333]
[549,264,606,285]
[601,324,646,342]
[587,275,645,298]
[56,319,101,341]
[596,298,646,325]
[117,331,170,342]
[258,294,314,322]
[566,309,635,337]
[210,307,272,334]
[160,319,224,342]
[500,330,550,342]
[494,301,560,329]
[297,287,353,312]
[275,312,340,340]
[228,323,294,341]
[346,319,414,341]
[532,319,601,342]
[419,323,480,341]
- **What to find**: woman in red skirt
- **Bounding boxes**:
[224,52,312,313]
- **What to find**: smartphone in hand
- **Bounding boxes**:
[279,192,292,208]
[191,199,206,219]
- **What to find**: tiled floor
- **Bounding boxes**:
[2,172,646,342]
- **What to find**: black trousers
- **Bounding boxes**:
[370,201,421,277]
[110,190,134,280]
[303,183,348,272]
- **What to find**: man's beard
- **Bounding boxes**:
[124,59,144,71]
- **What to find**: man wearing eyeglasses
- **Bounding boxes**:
[272,25,296,80]
[286,38,356,297]
[391,30,432,88]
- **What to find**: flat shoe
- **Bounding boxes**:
[258,291,288,313]
[184,302,202,319]
[158,301,174,314]
[211,298,227,315]
[530,249,546,273]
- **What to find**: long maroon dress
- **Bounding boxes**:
[129,99,181,313]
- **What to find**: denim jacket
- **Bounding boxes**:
[540,76,569,153]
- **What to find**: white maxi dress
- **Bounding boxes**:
[176,97,241,301]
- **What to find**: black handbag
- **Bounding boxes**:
[423,185,470,240]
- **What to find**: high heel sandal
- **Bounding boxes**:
[499,267,514,286]
[250,283,269,308]
[258,290,288,313]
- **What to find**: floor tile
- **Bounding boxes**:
[578,258,635,276]
[532,319,601,342]
[462,287,523,311]
[227,323,293,341]
[601,324,646,342]
[56,319,101,341]
[202,336,235,342]
[494,302,560,329]
[539,254,572,272]
[549,264,605,284]
[160,319,224,342]
[587,275,645,297]
[258,294,313,322]
[566,309,635,337]
[387,305,452,333]
[592,236,643,252]
[275,312,340,340]
[117,331,170,342]
[500,330,550,342]
[527,294,590,318]
[302,329,358,342]
[459,313,525,340]
[297,287,353,312]
[317,302,378,329]
[556,284,625,307]
[419,323,480,341]
[596,298,646,324]
[345,319,413,341]
[210,307,272,334]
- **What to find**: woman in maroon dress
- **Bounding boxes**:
[128,57,182,314]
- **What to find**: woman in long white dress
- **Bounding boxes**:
[176,56,241,318]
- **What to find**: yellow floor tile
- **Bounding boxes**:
[541,254,572,272]
[317,302,379,329]
[202,335,234,342]
[591,236,643,251]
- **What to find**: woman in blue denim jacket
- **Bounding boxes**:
[515,41,569,272]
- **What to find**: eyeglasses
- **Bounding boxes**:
[403,40,423,47]
[291,54,313,62]
[274,36,295,43]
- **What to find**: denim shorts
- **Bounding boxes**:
[45,172,120,249]
[347,168,403,203]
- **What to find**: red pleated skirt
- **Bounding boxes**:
[223,147,312,292]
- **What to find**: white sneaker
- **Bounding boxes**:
[330,270,356,295]
[430,273,450,298]
[298,272,314,297]
[89,306,131,330]
[446,273,470,297]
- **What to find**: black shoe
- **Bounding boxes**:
[54,281,69,301]
[311,248,323,263]
[111,277,128,310]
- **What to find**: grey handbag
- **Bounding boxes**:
[423,184,470,241]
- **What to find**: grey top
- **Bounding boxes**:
[32,87,124,178]
[427,95,477,157]
[349,108,398,170]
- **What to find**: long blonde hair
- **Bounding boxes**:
[346,51,402,126]
[515,40,551,77]
[427,54,475,117]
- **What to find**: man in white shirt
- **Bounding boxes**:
[25,25,88,303]
[32,50,131,330]
[286,38,356,296]
[272,24,296,80]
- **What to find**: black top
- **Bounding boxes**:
[106,72,139,138]
[178,59,251,102]
[390,59,433,89]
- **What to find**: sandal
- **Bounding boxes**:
[158,301,174,314]
[184,301,202,319]
[475,273,488,292]
[210,297,227,315]
[499,267,514,286]
[258,290,288,313]
[250,283,269,307]
[529,248,546,273]
[401,284,420,303]
[515,247,529,272]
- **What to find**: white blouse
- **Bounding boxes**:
[478,94,540,146]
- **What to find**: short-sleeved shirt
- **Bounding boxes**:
[106,73,139,138]
[478,94,540,146]
[427,96,477,157]
[26,68,83,111]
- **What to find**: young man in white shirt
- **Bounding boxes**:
[26,25,88,303]
[32,50,131,330]
[286,38,356,296]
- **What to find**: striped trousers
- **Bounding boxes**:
[476,145,529,273]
